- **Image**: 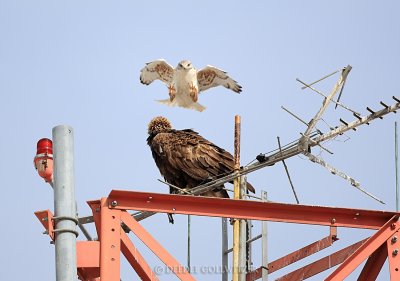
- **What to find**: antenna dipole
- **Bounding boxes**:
[190,99,400,200]
[304,152,384,203]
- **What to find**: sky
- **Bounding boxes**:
[1,1,399,280]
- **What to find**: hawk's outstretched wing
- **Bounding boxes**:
[140,59,174,85]
[197,66,242,93]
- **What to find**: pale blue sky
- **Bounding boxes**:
[1,1,399,280]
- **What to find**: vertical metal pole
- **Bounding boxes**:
[233,115,241,281]
[244,180,253,273]
[246,219,253,272]
[222,218,228,281]
[239,176,247,281]
[261,191,268,281]
[52,125,77,281]
[187,215,191,272]
[396,122,399,212]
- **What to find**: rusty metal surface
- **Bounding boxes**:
[274,239,367,281]
[326,216,400,280]
[233,115,241,281]
[77,269,100,281]
[234,115,241,170]
[108,190,399,229]
[246,228,337,280]
[269,234,335,274]
[357,243,387,281]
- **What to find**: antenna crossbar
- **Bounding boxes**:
[314,99,400,143]
[303,65,352,137]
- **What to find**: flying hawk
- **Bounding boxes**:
[140,59,242,112]
[147,116,255,223]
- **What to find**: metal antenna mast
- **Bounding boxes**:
[396,122,399,211]
[233,115,242,281]
[52,125,78,281]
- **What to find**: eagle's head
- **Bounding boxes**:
[177,60,193,70]
[148,116,172,135]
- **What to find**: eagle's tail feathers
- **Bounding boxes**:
[246,182,256,193]
[228,181,256,194]
[167,213,174,224]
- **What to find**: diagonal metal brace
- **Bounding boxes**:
[303,151,384,204]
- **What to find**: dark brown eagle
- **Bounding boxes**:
[147,116,255,223]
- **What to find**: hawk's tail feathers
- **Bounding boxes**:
[189,102,206,112]
[156,99,206,112]
[156,99,176,107]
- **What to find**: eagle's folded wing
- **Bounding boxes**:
[150,129,256,194]
[151,130,233,180]
[197,66,242,93]
[140,59,174,85]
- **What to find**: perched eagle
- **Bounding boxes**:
[147,116,255,223]
[140,59,242,112]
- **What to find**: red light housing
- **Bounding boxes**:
[34,138,54,184]
[37,138,53,155]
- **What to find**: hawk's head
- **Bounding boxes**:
[177,60,193,70]
[148,116,172,135]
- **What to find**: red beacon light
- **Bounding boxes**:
[34,138,54,185]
